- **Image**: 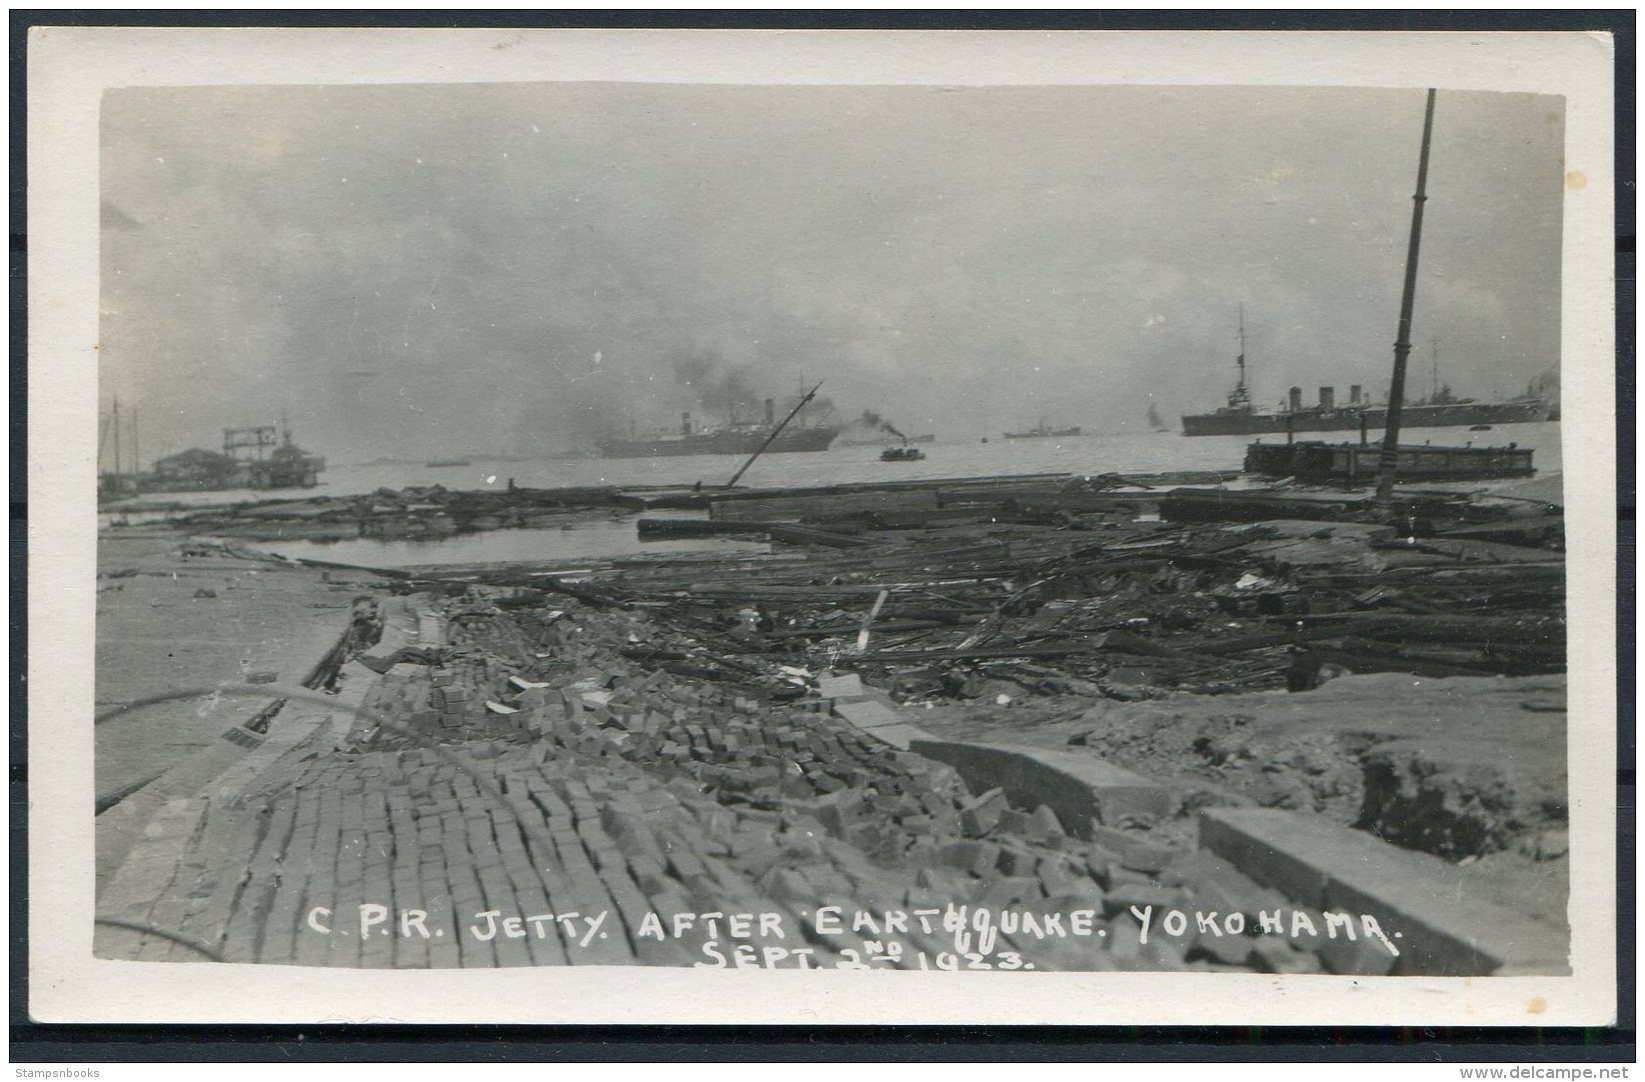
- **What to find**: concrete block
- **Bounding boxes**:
[1035,857,1083,898]
[1089,823,1139,853]
[996,808,1034,836]
[1120,841,1175,875]
[937,839,1000,877]
[996,844,1036,877]
[858,724,929,751]
[974,876,1039,908]
[1028,804,1066,845]
[1158,849,1244,889]
[909,739,1176,837]
[817,673,866,701]
[959,787,1007,837]
[834,699,903,729]
[813,791,863,838]
[1198,807,1569,976]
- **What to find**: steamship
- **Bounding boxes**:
[595,398,841,459]
[1004,420,1082,439]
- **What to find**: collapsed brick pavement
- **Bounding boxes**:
[96,581,1567,976]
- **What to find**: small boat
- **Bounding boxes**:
[880,446,925,462]
[1469,424,1493,431]
[426,458,472,468]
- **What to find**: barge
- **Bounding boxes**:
[1244,439,1535,484]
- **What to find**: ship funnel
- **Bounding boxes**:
[682,411,693,436]
[1319,386,1335,409]
[1288,386,1303,413]
[764,398,775,426]
[1349,384,1363,405]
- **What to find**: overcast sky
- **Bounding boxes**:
[100,82,1564,461]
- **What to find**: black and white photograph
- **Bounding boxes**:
[26,26,1618,1027]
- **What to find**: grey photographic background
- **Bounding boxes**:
[100,82,1563,460]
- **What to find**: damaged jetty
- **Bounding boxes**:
[92,88,1568,980]
[94,463,1570,977]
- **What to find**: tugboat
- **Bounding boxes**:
[878,422,926,461]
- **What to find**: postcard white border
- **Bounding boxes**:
[27,26,1617,1026]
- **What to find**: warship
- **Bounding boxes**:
[1181,311,1553,437]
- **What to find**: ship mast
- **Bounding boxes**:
[1431,336,1440,400]
[1375,88,1438,503]
[726,380,823,489]
[1229,305,1251,408]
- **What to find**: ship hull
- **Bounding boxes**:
[596,426,840,459]
[1181,401,1551,437]
[1003,427,1082,439]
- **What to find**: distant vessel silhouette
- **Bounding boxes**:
[596,396,840,459]
[1004,419,1081,439]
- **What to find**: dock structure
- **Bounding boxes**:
[1245,440,1534,484]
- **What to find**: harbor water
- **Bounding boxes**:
[127,421,1564,504]
[111,421,1563,570]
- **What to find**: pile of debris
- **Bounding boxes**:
[134,587,1407,974]
[458,487,1565,708]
